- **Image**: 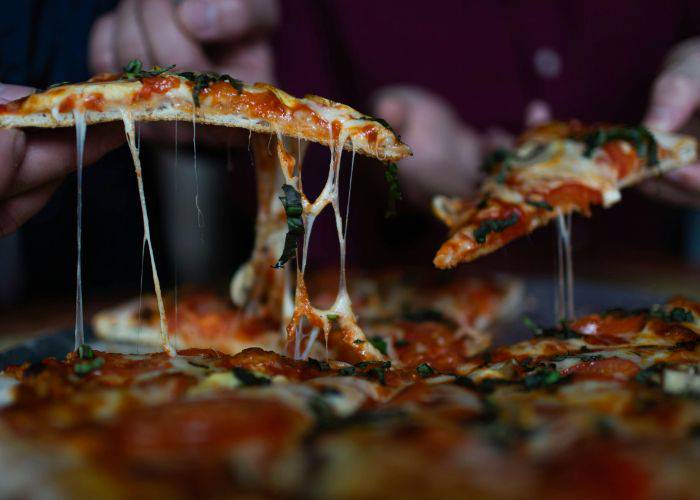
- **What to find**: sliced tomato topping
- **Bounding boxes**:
[561,357,639,379]
[602,140,641,180]
[544,183,602,215]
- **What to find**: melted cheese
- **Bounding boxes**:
[121,112,174,355]
[555,210,575,321]
[485,139,622,207]
[73,111,86,349]
[275,125,382,361]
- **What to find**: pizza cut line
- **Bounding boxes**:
[0,61,412,362]
[433,121,698,268]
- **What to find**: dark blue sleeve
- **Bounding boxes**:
[0,0,118,87]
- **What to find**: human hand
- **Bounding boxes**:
[0,85,123,236]
[371,85,514,205]
[642,37,700,205]
[89,0,279,146]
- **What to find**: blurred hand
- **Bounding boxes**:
[0,85,123,236]
[89,0,279,146]
[642,37,700,205]
[372,86,514,204]
[372,87,554,205]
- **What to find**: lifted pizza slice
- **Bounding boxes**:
[433,121,697,268]
[0,61,411,362]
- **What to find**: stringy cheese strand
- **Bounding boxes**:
[121,112,174,356]
[73,111,86,350]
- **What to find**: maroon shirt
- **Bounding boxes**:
[268,1,700,271]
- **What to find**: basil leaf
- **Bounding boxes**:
[522,368,562,390]
[273,184,305,269]
[358,115,400,139]
[522,316,542,336]
[74,357,104,376]
[122,59,176,80]
[384,162,403,218]
[77,343,94,360]
[416,363,435,378]
[307,358,331,372]
[526,199,553,211]
[473,213,520,244]
[231,366,271,386]
[369,336,388,355]
[177,71,243,107]
[582,126,659,167]
[648,306,694,323]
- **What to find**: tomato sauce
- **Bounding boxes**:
[134,75,180,102]
[603,140,640,180]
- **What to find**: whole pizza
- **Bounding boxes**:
[0,61,699,500]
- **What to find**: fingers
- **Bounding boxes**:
[5,123,124,199]
[644,38,700,132]
[372,85,483,202]
[0,180,61,237]
[89,13,117,72]
[139,0,209,70]
[178,0,279,42]
[89,0,209,73]
[0,84,35,103]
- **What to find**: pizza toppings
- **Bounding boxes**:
[433,121,697,268]
[273,184,304,269]
[3,297,700,498]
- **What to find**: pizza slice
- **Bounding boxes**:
[93,272,523,371]
[0,60,411,362]
[433,121,697,268]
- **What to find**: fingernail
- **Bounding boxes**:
[180,0,219,38]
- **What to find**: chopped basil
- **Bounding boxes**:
[476,196,490,210]
[526,199,553,211]
[47,81,70,89]
[384,162,402,218]
[473,213,520,244]
[394,339,410,348]
[74,357,104,376]
[273,184,304,269]
[309,395,335,427]
[123,59,175,80]
[338,366,356,376]
[353,339,365,344]
[358,115,400,139]
[582,126,658,167]
[187,360,209,369]
[307,358,331,371]
[353,360,392,385]
[327,313,340,321]
[480,148,512,178]
[416,363,436,378]
[177,70,243,107]
[369,336,388,355]
[522,369,562,389]
[522,316,542,336]
[648,306,694,324]
[231,366,271,386]
[77,343,94,360]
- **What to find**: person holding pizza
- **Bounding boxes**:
[1,0,700,293]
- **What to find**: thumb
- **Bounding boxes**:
[178,0,279,42]
[644,39,700,132]
[644,71,700,132]
[372,92,410,132]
